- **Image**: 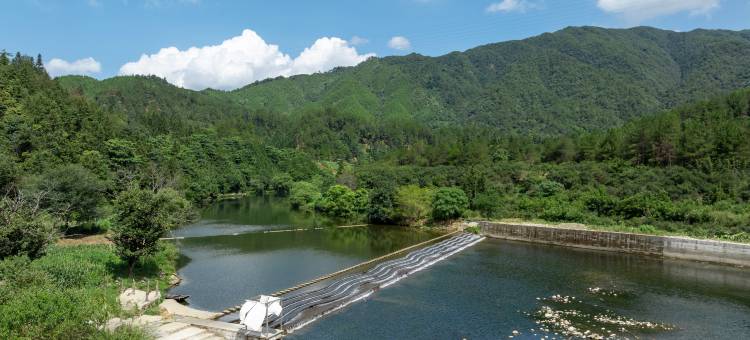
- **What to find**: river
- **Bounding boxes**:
[171,197,750,339]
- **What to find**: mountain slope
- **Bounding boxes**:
[60,26,750,136]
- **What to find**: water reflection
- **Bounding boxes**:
[169,197,440,311]
[173,196,340,238]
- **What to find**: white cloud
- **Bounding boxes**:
[596,0,720,22]
[45,57,102,77]
[292,37,374,75]
[119,29,375,90]
[349,36,369,46]
[486,0,534,13]
[87,0,102,7]
[388,36,412,50]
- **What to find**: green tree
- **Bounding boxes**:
[0,154,16,191]
[271,173,293,197]
[0,190,55,260]
[110,187,191,276]
[431,187,469,221]
[104,138,140,169]
[35,54,43,69]
[289,181,320,211]
[28,164,103,226]
[395,185,434,226]
[368,186,396,224]
[317,185,360,219]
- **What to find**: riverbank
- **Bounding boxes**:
[0,241,179,339]
[476,221,750,267]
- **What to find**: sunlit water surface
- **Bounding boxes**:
[171,197,750,339]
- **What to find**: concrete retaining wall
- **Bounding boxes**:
[478,221,750,267]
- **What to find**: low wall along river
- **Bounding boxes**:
[478,221,750,266]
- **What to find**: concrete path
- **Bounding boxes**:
[155,321,225,340]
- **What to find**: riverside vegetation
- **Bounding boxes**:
[1,26,749,338]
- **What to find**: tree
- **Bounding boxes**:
[0,154,16,192]
[27,164,103,227]
[368,186,396,224]
[317,185,366,219]
[271,173,293,197]
[104,139,140,169]
[35,54,43,69]
[395,185,434,226]
[0,50,9,66]
[110,188,191,276]
[431,187,469,221]
[289,181,320,211]
[0,189,55,260]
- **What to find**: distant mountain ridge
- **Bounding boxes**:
[59,26,750,135]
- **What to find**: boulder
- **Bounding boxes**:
[119,288,162,311]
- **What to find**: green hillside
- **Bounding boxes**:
[60,26,750,136]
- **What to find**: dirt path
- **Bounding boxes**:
[57,234,112,246]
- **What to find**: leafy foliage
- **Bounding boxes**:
[316,185,369,219]
[25,164,104,225]
[395,185,435,226]
[0,189,55,260]
[110,187,191,275]
[431,187,469,221]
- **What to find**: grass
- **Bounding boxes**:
[0,241,178,339]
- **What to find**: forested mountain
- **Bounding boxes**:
[60,26,750,136]
[3,24,750,340]
[3,25,750,246]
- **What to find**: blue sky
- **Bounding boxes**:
[2,0,749,90]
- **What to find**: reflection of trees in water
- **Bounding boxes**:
[181,225,440,260]
[320,226,441,256]
[200,196,340,228]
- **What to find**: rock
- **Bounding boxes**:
[105,317,123,332]
[119,288,161,311]
[168,274,181,287]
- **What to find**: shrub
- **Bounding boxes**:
[431,187,469,221]
[271,173,293,197]
[0,193,56,260]
[615,192,668,219]
[316,185,368,219]
[395,185,435,226]
[472,191,502,217]
[289,181,320,211]
[368,186,396,224]
[581,188,618,216]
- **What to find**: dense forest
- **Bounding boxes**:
[1,26,750,338]
[61,26,750,137]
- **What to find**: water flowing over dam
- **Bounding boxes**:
[262,233,484,332]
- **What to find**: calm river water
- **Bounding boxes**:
[172,197,750,339]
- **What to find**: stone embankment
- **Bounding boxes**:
[476,221,750,267]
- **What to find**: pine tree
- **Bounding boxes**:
[0,50,8,66]
[35,54,43,68]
